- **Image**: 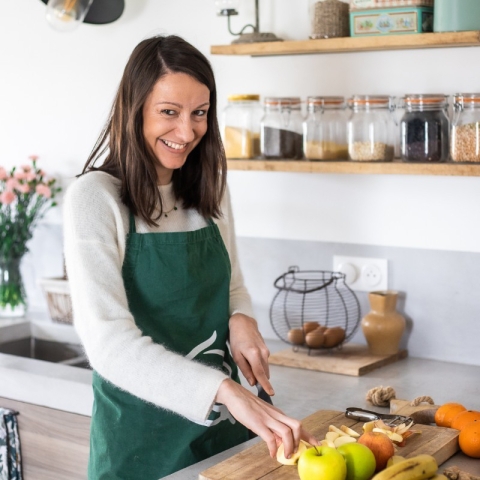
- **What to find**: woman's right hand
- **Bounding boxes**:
[215,378,318,459]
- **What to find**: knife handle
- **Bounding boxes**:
[345,407,380,422]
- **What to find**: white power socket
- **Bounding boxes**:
[333,255,388,292]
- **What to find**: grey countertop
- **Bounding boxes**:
[164,339,480,479]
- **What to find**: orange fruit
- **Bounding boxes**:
[451,410,480,431]
[459,420,480,458]
[434,403,467,428]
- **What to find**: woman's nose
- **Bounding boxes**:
[175,117,196,143]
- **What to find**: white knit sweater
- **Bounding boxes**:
[63,171,254,423]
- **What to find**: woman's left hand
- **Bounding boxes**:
[228,313,274,397]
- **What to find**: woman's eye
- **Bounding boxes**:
[194,110,207,117]
[161,109,177,116]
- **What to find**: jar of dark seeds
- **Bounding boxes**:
[400,94,450,162]
[347,96,395,162]
[451,93,480,163]
[261,97,304,160]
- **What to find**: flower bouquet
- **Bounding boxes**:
[0,156,61,317]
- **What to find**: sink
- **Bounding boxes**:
[0,318,91,369]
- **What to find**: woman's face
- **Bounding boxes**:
[143,72,210,185]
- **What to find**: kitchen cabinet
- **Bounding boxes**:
[212,31,480,177]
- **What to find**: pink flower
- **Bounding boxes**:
[39,170,47,177]
[0,190,16,204]
[28,155,39,161]
[21,165,32,172]
[0,167,7,180]
[6,178,18,190]
[14,170,27,180]
[16,183,30,194]
[25,172,37,182]
[36,184,51,198]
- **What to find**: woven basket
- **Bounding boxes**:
[311,0,350,39]
[39,277,73,325]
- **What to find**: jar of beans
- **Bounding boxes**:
[451,93,480,163]
[222,94,263,159]
[261,97,304,160]
[303,96,348,160]
[400,94,450,162]
[347,96,395,162]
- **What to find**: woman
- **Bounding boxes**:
[64,35,317,479]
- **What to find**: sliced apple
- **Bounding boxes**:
[340,425,360,437]
[329,425,350,436]
[325,431,340,442]
[276,440,311,465]
[334,435,357,448]
[372,428,403,443]
[386,455,406,467]
[320,438,336,448]
[363,421,376,433]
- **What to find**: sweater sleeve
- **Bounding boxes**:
[217,186,254,319]
[63,173,228,424]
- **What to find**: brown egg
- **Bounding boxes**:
[302,322,320,334]
[288,328,305,345]
[323,327,346,348]
[305,327,325,348]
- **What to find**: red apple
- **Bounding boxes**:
[357,431,395,472]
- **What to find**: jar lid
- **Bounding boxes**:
[307,96,345,107]
[227,94,260,102]
[453,93,480,105]
[264,97,301,107]
[348,95,393,108]
[403,94,448,107]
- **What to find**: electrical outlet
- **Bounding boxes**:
[333,255,388,292]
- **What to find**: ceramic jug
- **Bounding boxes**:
[361,290,405,355]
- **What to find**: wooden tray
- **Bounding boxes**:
[268,344,408,376]
[200,409,460,480]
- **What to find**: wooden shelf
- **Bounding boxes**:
[227,159,480,176]
[211,31,480,56]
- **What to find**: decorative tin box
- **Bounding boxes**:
[350,0,433,10]
[350,6,433,36]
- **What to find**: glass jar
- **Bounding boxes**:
[303,96,348,160]
[261,97,304,160]
[309,0,350,39]
[222,94,262,159]
[451,93,480,163]
[347,96,395,162]
[400,94,450,162]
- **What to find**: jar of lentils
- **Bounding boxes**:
[400,94,450,162]
[303,96,348,160]
[451,93,480,163]
[347,95,395,162]
[261,97,304,160]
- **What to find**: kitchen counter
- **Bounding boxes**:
[0,316,478,477]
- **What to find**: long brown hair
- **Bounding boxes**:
[81,35,226,225]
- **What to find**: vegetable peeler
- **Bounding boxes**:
[345,407,413,427]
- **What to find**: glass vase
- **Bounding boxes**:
[0,257,27,318]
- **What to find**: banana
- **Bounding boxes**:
[386,455,406,468]
[372,454,438,480]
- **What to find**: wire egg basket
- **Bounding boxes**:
[270,266,360,351]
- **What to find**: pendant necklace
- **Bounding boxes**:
[163,202,177,218]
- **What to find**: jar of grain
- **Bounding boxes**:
[303,96,348,160]
[347,96,395,162]
[222,94,262,159]
[309,0,350,39]
[400,94,449,162]
[451,93,480,163]
[261,97,304,160]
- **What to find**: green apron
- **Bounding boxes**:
[88,213,249,479]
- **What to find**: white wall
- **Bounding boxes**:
[1,2,479,327]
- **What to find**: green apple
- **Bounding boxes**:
[298,446,347,480]
[337,442,376,480]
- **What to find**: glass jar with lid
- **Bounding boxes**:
[451,93,480,163]
[303,96,348,160]
[261,97,304,160]
[400,94,450,162]
[309,0,350,39]
[347,95,395,162]
[221,94,262,159]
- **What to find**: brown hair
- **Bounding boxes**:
[81,35,226,225]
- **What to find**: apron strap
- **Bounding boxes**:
[129,212,137,234]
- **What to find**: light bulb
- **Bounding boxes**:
[214,0,240,16]
[46,0,94,32]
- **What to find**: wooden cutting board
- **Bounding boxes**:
[199,409,459,480]
[268,344,408,376]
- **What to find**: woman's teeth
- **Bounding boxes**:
[162,139,186,150]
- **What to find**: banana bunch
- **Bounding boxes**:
[372,454,447,480]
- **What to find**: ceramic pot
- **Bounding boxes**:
[361,290,405,355]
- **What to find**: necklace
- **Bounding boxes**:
[163,202,177,218]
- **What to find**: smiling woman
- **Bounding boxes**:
[63,35,316,480]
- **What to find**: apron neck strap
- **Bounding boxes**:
[129,212,137,234]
